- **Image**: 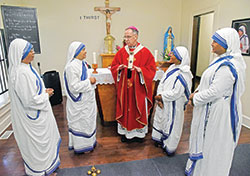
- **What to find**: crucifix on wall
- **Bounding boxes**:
[94,0,120,36]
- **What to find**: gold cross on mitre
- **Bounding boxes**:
[94,0,120,35]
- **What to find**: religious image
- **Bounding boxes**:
[163,26,175,61]
[94,1,120,54]
[232,18,250,55]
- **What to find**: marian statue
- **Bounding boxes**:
[163,26,175,61]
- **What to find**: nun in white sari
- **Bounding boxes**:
[238,25,249,54]
[8,38,61,176]
[185,28,246,176]
[64,41,97,154]
[152,46,193,155]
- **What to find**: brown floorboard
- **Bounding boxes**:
[0,97,250,176]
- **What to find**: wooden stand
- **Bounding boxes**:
[100,53,115,68]
[95,84,117,126]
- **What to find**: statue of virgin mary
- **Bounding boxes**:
[163,26,175,61]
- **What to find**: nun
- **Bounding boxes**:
[64,41,97,154]
[238,25,249,54]
[8,38,61,176]
[185,28,246,176]
[152,46,193,155]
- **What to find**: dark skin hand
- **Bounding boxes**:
[188,90,199,106]
[155,95,164,109]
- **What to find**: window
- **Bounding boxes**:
[0,29,9,107]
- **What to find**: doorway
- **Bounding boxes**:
[190,12,214,92]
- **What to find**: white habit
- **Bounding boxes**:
[8,39,61,176]
[185,28,246,176]
[152,46,192,154]
[64,42,97,153]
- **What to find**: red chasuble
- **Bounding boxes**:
[111,44,156,131]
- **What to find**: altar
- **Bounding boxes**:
[100,53,115,68]
[90,68,164,125]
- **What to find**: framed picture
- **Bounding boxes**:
[232,18,250,56]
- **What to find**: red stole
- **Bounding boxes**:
[111,44,156,131]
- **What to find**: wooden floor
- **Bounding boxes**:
[1,97,250,176]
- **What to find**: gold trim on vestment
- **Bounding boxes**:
[134,73,147,126]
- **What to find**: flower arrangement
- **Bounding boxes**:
[115,45,121,52]
[163,51,172,61]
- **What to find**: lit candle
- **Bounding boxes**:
[154,50,158,62]
[93,52,96,64]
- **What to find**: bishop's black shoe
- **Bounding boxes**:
[133,137,144,143]
[121,135,128,143]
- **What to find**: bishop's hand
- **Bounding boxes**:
[117,64,127,71]
[133,66,141,72]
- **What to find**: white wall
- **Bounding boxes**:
[0,0,182,80]
[180,0,250,124]
[196,13,214,77]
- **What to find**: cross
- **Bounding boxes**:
[94,0,121,35]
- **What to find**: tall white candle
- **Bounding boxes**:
[154,50,158,62]
[93,52,96,64]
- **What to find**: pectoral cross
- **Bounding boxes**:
[94,0,121,35]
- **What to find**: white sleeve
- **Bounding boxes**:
[117,70,122,82]
[161,79,185,102]
[156,72,167,95]
[139,72,145,84]
[193,66,235,106]
[15,72,50,111]
[66,66,93,94]
[156,82,163,95]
